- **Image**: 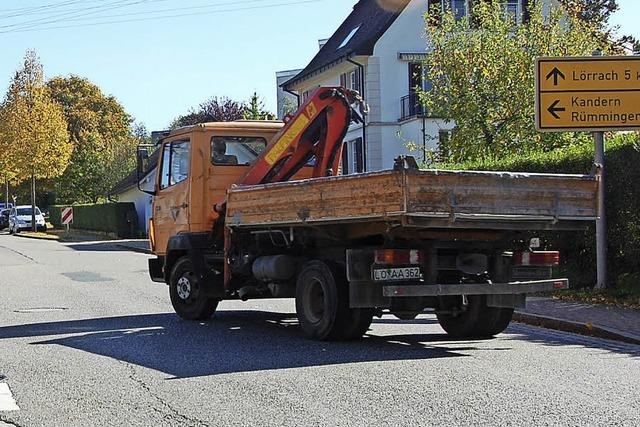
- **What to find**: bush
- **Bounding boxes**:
[441,133,640,289]
[50,202,138,238]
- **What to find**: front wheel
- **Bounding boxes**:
[169,257,219,321]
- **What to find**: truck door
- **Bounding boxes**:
[152,138,191,255]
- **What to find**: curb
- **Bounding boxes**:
[513,312,640,345]
[115,243,152,254]
[10,232,59,241]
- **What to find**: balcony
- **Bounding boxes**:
[400,92,426,121]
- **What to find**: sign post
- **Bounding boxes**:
[61,206,73,232]
[535,56,640,289]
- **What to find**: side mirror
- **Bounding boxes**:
[137,145,156,196]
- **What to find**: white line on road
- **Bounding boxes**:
[0,384,19,412]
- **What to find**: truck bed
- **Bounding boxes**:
[225,168,598,232]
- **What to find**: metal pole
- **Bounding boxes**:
[594,131,608,289]
[590,50,607,289]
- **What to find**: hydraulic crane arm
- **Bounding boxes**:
[238,86,366,186]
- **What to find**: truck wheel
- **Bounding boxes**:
[169,257,219,321]
[436,295,485,338]
[295,260,372,341]
[475,305,514,337]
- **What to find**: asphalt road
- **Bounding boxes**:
[0,233,639,426]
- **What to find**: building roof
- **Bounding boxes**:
[283,0,410,90]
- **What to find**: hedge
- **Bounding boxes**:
[442,133,640,290]
[50,202,139,239]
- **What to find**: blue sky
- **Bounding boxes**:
[0,0,638,131]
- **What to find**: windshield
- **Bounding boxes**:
[17,207,41,216]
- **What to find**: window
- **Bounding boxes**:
[16,207,41,216]
[350,70,361,93]
[341,138,364,174]
[502,0,521,22]
[427,0,468,21]
[408,62,433,92]
[451,0,467,20]
[159,140,190,190]
[302,90,310,103]
[337,25,361,50]
[211,136,267,166]
[339,70,361,93]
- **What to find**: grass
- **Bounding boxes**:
[551,287,640,310]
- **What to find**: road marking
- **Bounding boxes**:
[0,384,19,412]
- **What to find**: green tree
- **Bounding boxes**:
[421,1,606,163]
[47,75,136,203]
[243,92,276,120]
[170,96,245,129]
[0,50,70,230]
[559,0,635,51]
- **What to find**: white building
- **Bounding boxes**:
[276,69,302,119]
[110,131,165,236]
[282,0,531,172]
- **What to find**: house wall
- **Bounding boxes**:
[116,187,152,235]
[115,169,156,236]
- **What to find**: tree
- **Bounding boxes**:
[558,0,635,51]
[47,75,136,204]
[243,92,276,120]
[0,50,70,231]
[421,1,605,163]
[170,96,245,129]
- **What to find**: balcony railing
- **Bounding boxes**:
[400,93,426,121]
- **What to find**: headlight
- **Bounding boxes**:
[17,219,26,225]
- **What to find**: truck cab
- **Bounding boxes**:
[150,121,283,255]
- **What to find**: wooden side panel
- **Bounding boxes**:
[405,170,598,219]
[226,172,405,227]
[225,169,599,229]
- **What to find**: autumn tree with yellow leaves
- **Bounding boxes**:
[0,50,70,231]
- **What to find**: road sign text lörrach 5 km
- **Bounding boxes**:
[536,56,640,132]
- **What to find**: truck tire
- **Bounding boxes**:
[169,257,219,321]
[295,260,373,341]
[437,295,513,338]
[475,305,514,337]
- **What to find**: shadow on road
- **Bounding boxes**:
[0,310,475,378]
[63,241,146,252]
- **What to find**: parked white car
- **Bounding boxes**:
[9,205,47,234]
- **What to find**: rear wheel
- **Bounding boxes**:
[169,257,219,321]
[436,295,512,338]
[295,260,373,341]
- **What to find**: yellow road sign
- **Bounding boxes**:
[536,56,640,131]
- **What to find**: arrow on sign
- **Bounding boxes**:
[547,100,566,119]
[545,67,565,86]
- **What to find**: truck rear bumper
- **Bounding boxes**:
[382,278,568,297]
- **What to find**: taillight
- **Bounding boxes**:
[514,251,560,266]
[374,249,424,265]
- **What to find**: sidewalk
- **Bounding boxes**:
[515,297,640,345]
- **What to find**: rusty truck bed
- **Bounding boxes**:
[225,168,599,232]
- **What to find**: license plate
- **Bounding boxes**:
[373,267,421,282]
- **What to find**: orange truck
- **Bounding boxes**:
[138,87,598,341]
